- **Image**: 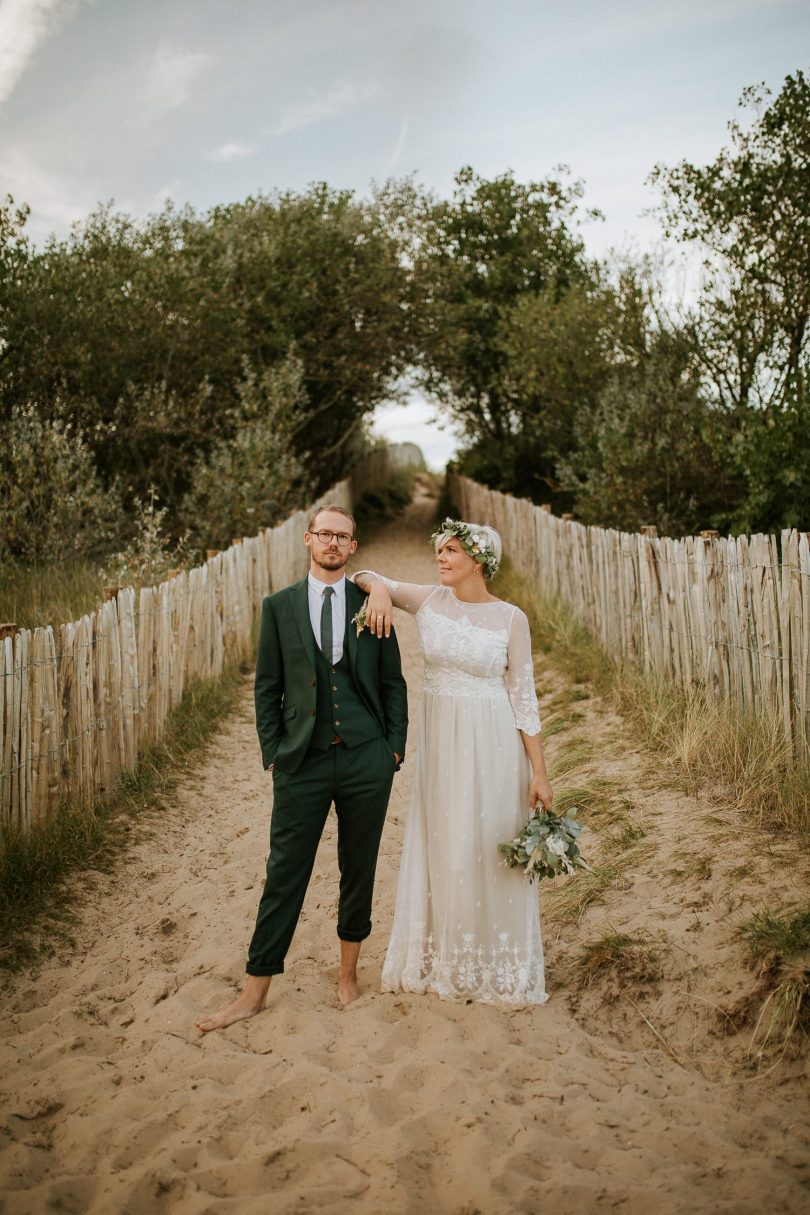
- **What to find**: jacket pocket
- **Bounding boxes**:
[283,705,298,720]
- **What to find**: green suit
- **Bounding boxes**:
[247,576,408,976]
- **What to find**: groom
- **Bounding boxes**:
[198,504,407,1031]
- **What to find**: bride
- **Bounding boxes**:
[353,518,552,1006]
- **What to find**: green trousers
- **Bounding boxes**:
[246,735,397,976]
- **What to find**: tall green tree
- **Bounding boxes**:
[557,334,736,536]
[0,185,415,526]
[651,68,810,530]
[416,166,600,501]
[198,184,417,471]
[498,262,652,504]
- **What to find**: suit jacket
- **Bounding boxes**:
[254,575,408,774]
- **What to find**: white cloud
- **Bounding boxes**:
[273,80,375,135]
[147,44,212,112]
[0,0,83,105]
[373,394,461,473]
[208,140,257,163]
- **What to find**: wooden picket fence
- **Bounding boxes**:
[0,445,413,840]
[450,473,810,764]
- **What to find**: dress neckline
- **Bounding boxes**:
[449,589,501,608]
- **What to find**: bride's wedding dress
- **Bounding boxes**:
[359,576,548,1007]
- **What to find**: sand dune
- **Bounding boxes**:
[1,482,808,1214]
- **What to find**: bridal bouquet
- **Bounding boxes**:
[498,808,591,883]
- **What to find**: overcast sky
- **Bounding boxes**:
[1,0,807,466]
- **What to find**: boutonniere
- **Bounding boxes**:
[352,598,369,637]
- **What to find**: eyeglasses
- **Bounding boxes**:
[312,529,354,546]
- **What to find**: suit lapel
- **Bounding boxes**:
[345,579,364,675]
[291,578,317,669]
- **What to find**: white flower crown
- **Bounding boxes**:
[429,518,500,580]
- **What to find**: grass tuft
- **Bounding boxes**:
[0,666,244,971]
[546,739,597,783]
[541,711,585,738]
[575,930,664,990]
[544,860,632,923]
[739,906,810,960]
[607,820,647,851]
[554,780,638,839]
[734,906,810,1060]
[748,964,810,1062]
[553,785,596,815]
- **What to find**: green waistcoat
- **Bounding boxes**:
[310,632,382,751]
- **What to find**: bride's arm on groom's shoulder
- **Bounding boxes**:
[352,569,383,595]
[352,569,435,635]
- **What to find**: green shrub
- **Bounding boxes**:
[100,489,193,590]
[180,358,312,548]
[0,403,125,563]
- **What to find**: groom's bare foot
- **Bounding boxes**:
[196,976,272,1032]
[337,972,361,1006]
[337,939,362,1006]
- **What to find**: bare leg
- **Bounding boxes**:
[196,974,272,1033]
[337,940,362,1006]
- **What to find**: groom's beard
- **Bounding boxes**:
[312,549,348,572]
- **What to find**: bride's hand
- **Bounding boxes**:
[529,773,553,812]
[366,581,393,638]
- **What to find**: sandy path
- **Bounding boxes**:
[1,483,808,1214]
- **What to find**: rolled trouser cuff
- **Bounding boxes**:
[245,960,285,976]
[337,924,371,942]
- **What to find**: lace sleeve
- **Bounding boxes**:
[506,607,542,735]
[351,570,436,615]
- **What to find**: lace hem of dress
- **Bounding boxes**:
[382,929,548,1007]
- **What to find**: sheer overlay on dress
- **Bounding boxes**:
[355,574,548,1006]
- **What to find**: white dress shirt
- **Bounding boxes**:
[307,572,346,664]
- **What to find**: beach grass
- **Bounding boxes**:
[739,907,810,959]
[0,558,106,634]
[575,929,665,990]
[738,908,810,1062]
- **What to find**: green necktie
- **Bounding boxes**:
[320,586,334,661]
